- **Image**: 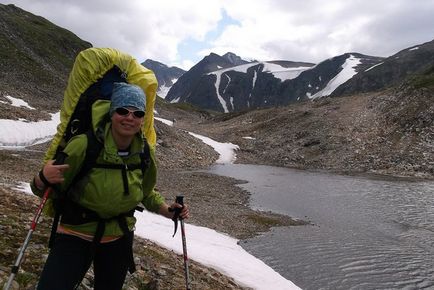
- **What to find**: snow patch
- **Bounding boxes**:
[262,63,311,82]
[135,210,300,290]
[1,95,35,110]
[365,62,384,72]
[0,112,60,148]
[188,132,239,163]
[310,55,361,99]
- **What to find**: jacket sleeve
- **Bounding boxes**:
[141,147,165,213]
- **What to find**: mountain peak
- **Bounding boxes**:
[141,59,185,96]
[222,52,249,66]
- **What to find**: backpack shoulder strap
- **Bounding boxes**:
[66,129,104,189]
[49,130,103,248]
[140,138,151,174]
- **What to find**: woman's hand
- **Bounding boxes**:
[160,202,190,220]
[171,202,190,220]
[35,160,69,189]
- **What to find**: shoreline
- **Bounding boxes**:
[157,168,308,241]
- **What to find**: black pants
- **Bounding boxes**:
[37,233,133,290]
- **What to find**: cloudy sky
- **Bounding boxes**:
[2,0,434,70]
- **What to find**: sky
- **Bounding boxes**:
[1,95,300,289]
[1,0,434,70]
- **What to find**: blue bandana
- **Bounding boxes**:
[110,83,146,116]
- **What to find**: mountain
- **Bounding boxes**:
[164,52,243,109]
[164,52,385,112]
[281,53,384,101]
[164,52,316,112]
[163,38,434,113]
[141,59,185,98]
[0,4,91,113]
[221,52,250,66]
[332,39,434,96]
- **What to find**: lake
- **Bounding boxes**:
[209,164,434,290]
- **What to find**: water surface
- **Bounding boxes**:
[209,164,434,290]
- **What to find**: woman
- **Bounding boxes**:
[32,82,189,290]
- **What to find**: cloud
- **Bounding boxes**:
[211,0,434,62]
[2,0,434,69]
[3,0,225,68]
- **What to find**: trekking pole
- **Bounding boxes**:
[172,195,191,290]
[5,154,66,290]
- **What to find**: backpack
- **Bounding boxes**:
[43,48,158,272]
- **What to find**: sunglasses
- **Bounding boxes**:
[115,107,145,118]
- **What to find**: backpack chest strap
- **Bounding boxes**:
[93,162,144,195]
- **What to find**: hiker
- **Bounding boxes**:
[31,82,189,290]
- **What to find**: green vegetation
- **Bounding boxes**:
[0,4,91,100]
[408,66,434,89]
[15,272,37,288]
[245,212,309,230]
[246,213,287,227]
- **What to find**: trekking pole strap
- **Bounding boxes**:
[38,170,52,188]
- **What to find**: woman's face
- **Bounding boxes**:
[111,107,144,137]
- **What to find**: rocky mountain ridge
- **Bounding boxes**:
[333,39,434,96]
[165,51,384,112]
[195,85,434,179]
[0,4,91,114]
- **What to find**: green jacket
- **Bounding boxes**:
[32,101,165,236]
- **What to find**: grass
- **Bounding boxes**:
[245,211,310,232]
[246,213,288,227]
[411,74,434,89]
[15,272,37,288]
[247,214,280,227]
[1,4,90,88]
[408,66,434,89]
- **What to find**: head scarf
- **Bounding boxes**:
[109,82,146,116]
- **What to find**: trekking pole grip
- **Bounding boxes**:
[171,195,184,237]
[175,195,184,220]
